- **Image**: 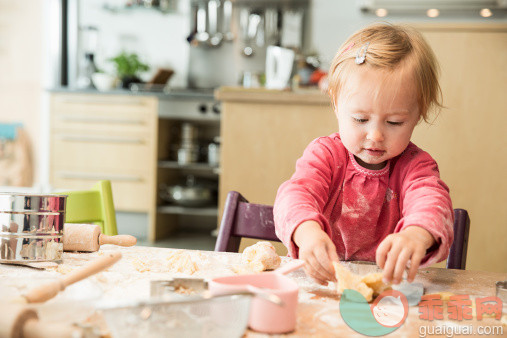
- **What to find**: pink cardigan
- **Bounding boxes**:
[274,133,454,267]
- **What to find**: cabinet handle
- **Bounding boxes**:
[57,172,144,182]
[57,135,145,144]
[58,115,146,125]
[59,98,147,106]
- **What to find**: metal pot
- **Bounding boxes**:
[160,176,213,207]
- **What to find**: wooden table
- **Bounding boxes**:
[0,246,506,337]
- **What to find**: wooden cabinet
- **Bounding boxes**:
[411,24,507,273]
[216,87,333,254]
[49,93,159,237]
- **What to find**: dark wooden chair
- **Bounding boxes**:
[215,191,470,270]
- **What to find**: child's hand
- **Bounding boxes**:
[293,221,339,285]
[376,226,436,284]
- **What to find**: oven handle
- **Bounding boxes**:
[56,172,144,182]
[57,135,145,144]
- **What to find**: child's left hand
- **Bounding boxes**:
[375,226,436,284]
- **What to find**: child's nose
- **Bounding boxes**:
[367,127,384,142]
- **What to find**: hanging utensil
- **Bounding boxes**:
[222,0,234,41]
[192,5,209,47]
[256,15,265,47]
[242,12,261,57]
[207,0,223,47]
[264,8,278,45]
[186,5,198,44]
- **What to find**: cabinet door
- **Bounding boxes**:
[51,94,156,134]
[412,24,507,273]
[49,94,158,213]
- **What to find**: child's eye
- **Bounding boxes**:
[387,121,404,126]
[353,118,368,123]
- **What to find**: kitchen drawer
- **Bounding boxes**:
[51,133,154,172]
[50,94,157,134]
[51,172,153,212]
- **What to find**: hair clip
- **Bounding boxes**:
[355,42,370,65]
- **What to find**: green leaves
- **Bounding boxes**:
[109,52,149,78]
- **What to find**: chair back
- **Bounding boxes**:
[446,209,470,270]
[215,191,470,270]
[215,191,278,252]
[63,180,118,235]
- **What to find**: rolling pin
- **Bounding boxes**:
[63,223,137,252]
[0,304,82,338]
[23,251,122,303]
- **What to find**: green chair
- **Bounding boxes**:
[63,180,118,235]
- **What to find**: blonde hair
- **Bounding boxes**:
[328,22,443,122]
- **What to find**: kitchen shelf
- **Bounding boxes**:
[157,205,218,216]
[158,161,220,174]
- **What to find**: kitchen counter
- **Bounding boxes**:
[215,86,330,105]
[47,86,215,101]
[49,86,331,104]
[1,246,505,337]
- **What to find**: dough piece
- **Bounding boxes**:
[425,292,454,301]
[241,241,281,272]
[333,261,373,302]
[333,262,390,302]
[361,272,390,297]
[166,250,198,275]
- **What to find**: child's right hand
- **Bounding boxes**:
[293,220,339,285]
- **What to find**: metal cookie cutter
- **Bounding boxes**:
[150,277,282,305]
[150,278,208,297]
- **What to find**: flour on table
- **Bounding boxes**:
[241,241,281,273]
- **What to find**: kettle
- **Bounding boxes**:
[265,46,295,90]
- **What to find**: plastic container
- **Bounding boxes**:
[208,260,304,334]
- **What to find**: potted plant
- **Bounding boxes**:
[109,52,150,89]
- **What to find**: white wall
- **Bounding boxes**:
[78,0,507,84]
[310,0,507,69]
[79,0,191,87]
[0,1,44,188]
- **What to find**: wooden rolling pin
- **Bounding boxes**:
[23,251,122,303]
[0,304,82,338]
[63,223,137,252]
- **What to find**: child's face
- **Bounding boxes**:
[335,65,420,170]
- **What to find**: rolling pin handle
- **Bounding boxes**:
[98,234,137,247]
[23,319,83,338]
[24,252,122,303]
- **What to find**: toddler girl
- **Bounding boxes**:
[274,23,454,285]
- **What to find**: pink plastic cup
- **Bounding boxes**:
[208,260,304,334]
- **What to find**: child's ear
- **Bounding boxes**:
[330,96,339,115]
